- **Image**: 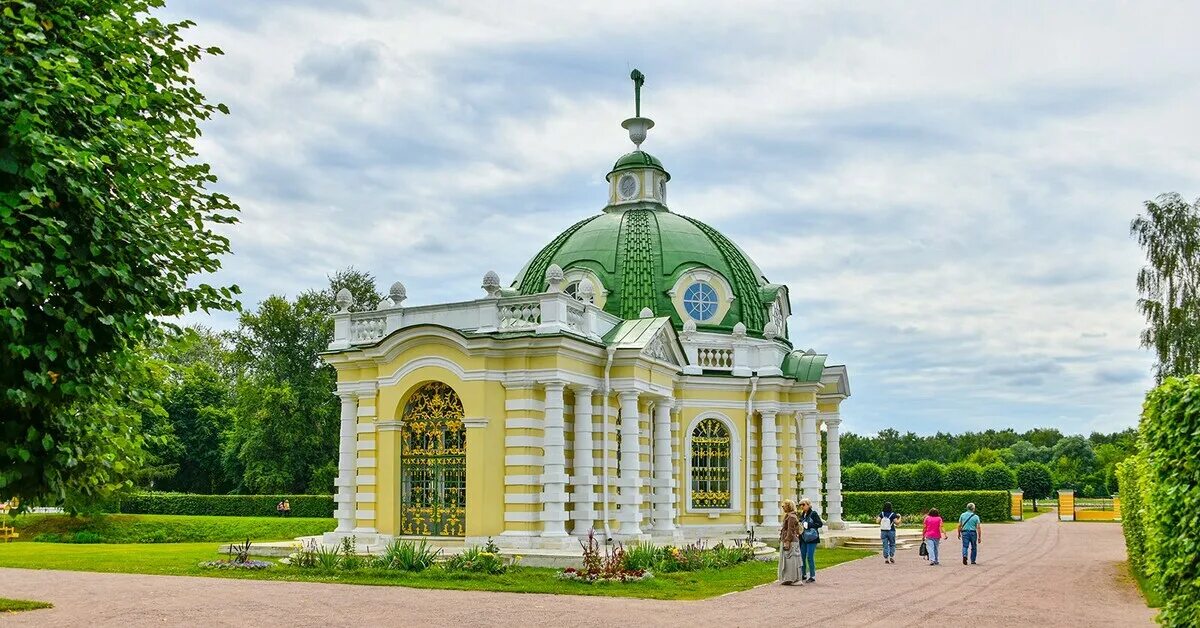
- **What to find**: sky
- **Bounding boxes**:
[161,1,1200,437]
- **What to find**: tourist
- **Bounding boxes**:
[877,501,901,564]
[276,501,284,517]
[923,508,947,565]
[282,499,291,517]
[798,498,823,583]
[957,502,982,565]
[778,499,802,585]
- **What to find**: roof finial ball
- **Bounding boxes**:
[389,281,407,306]
[481,271,501,298]
[335,288,354,313]
[545,264,565,293]
[763,321,779,340]
[621,69,654,150]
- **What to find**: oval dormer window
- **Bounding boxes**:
[683,281,719,321]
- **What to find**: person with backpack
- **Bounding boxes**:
[957,502,982,565]
[876,501,902,564]
[798,497,824,583]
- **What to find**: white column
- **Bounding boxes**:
[824,413,844,528]
[617,391,643,536]
[570,385,597,535]
[759,410,781,526]
[335,392,359,533]
[651,398,676,532]
[800,413,822,510]
[541,381,569,537]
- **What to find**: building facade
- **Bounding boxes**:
[322,75,850,548]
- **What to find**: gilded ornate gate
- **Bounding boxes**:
[400,382,466,536]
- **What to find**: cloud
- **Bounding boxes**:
[296,41,386,90]
[161,0,1197,436]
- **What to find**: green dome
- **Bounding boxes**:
[608,150,670,181]
[512,208,778,335]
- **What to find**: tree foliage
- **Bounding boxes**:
[944,462,980,490]
[0,1,237,504]
[1016,462,1054,509]
[910,460,945,491]
[843,463,885,492]
[1131,193,1200,383]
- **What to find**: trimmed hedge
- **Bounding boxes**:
[910,461,945,491]
[843,490,1009,522]
[114,493,334,518]
[1136,376,1200,626]
[944,462,981,490]
[883,464,915,491]
[1117,453,1150,582]
[844,463,885,492]
[979,462,1017,491]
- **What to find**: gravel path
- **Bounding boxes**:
[0,512,1154,627]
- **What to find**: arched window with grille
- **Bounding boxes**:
[690,418,732,508]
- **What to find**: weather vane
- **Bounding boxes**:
[630,69,645,117]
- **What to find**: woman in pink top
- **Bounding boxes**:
[923,508,947,565]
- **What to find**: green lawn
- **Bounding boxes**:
[0,598,52,613]
[0,541,872,600]
[7,514,334,544]
[1021,508,1045,520]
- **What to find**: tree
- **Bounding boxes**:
[884,463,915,491]
[944,462,981,490]
[0,2,238,505]
[965,447,1002,466]
[226,268,379,493]
[1004,440,1051,465]
[1016,462,1054,511]
[979,462,1017,491]
[910,460,945,491]
[844,463,885,491]
[1131,193,1200,382]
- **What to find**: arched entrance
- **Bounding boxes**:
[400,382,466,536]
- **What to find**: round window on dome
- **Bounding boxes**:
[682,282,719,322]
[618,174,639,200]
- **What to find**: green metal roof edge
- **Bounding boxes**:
[677,214,768,331]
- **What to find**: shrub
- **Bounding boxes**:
[558,529,650,583]
[842,491,1009,522]
[445,546,514,574]
[622,541,662,572]
[884,464,915,491]
[1140,376,1200,626]
[979,463,1017,491]
[844,463,885,492]
[72,531,103,544]
[1016,462,1054,508]
[910,461,945,491]
[1117,455,1149,580]
[375,539,441,572]
[115,493,334,518]
[944,463,981,490]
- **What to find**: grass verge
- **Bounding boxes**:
[0,542,872,600]
[1124,561,1163,608]
[0,598,53,613]
[7,514,334,544]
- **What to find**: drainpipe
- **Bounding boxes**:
[745,376,758,535]
[600,346,617,541]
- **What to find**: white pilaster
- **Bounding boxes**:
[651,398,676,532]
[800,413,822,511]
[617,391,643,536]
[759,409,781,526]
[335,392,359,533]
[541,381,569,537]
[570,385,597,535]
[824,413,844,528]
